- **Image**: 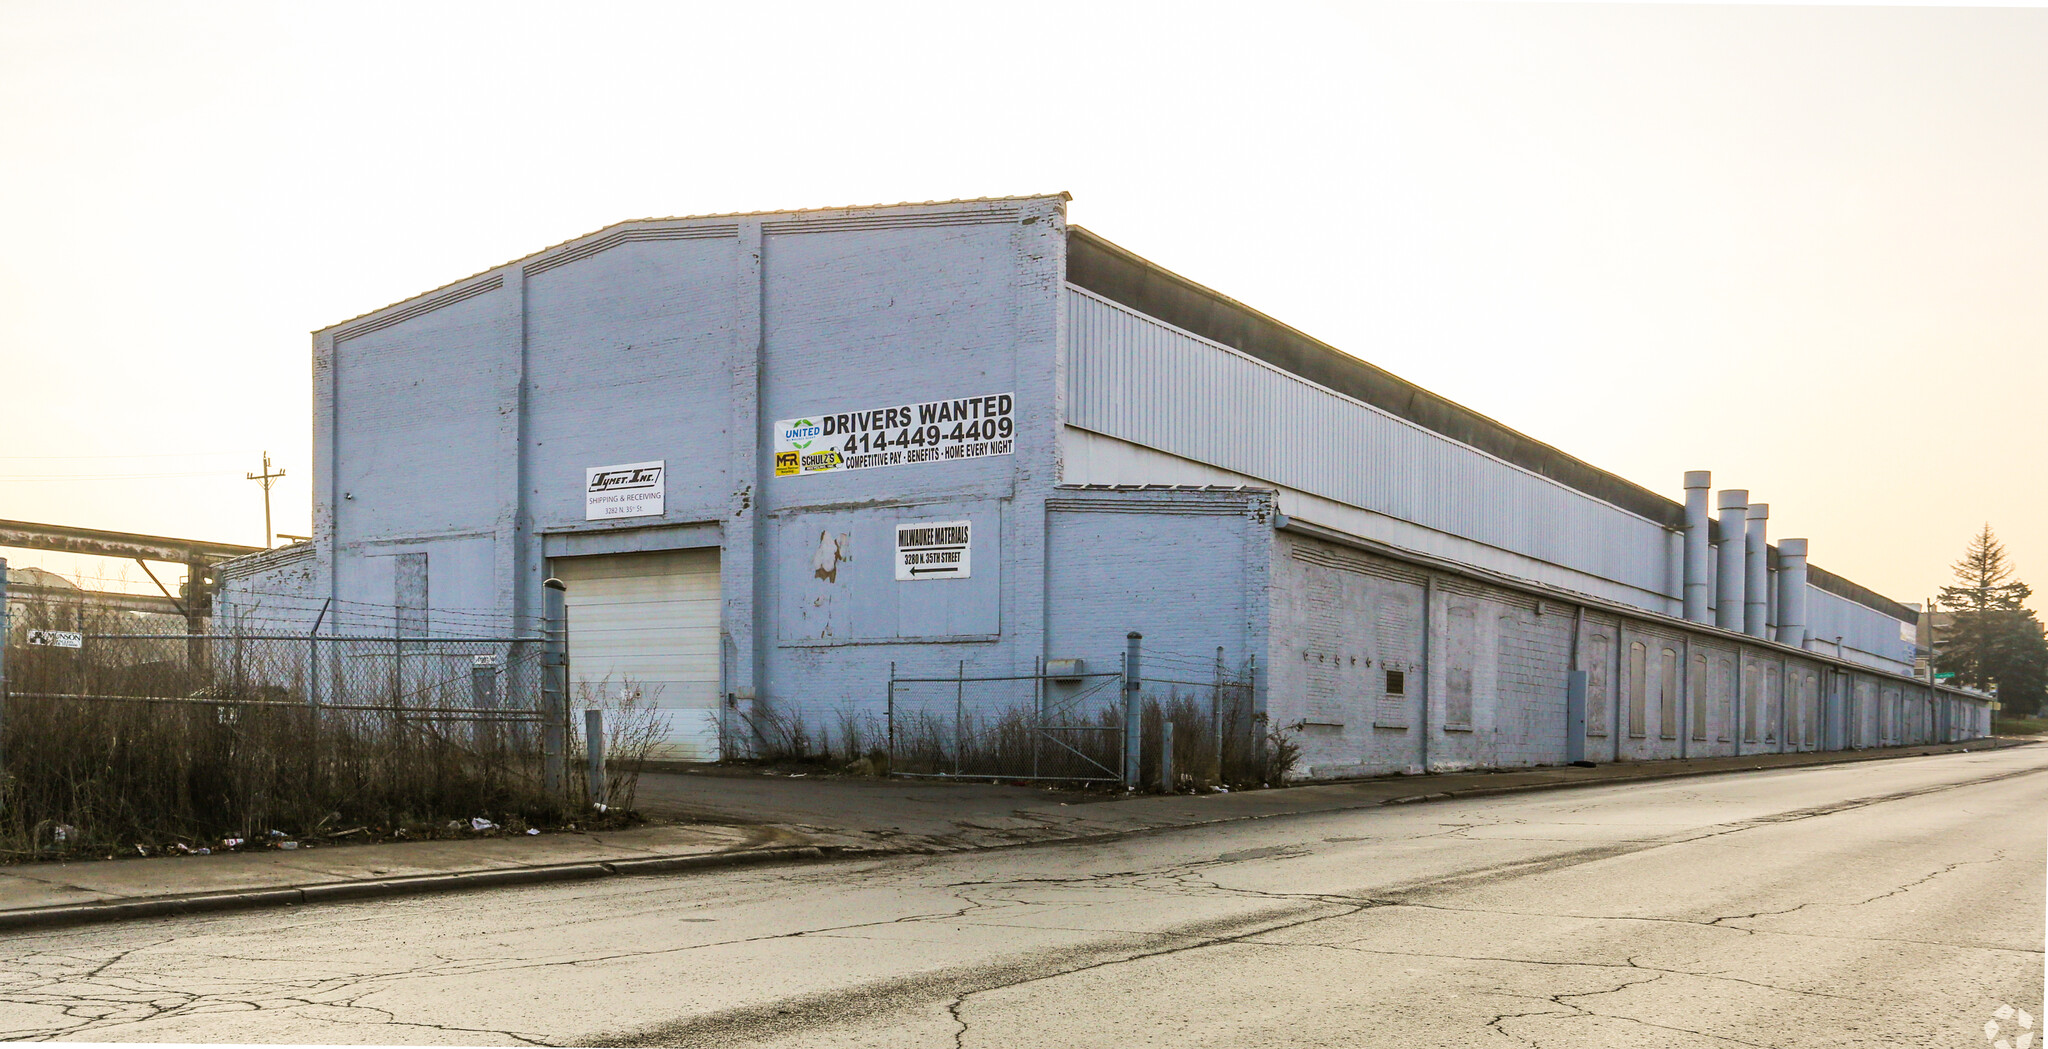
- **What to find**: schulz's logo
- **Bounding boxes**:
[588,465,662,493]
[1987,1004,2035,1049]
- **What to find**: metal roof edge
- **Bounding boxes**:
[317,193,1070,336]
[1064,225,1921,627]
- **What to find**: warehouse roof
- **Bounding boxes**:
[1066,225,1918,625]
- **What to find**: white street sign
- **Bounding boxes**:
[26,629,83,649]
[895,520,971,581]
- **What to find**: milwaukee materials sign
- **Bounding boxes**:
[895,520,972,580]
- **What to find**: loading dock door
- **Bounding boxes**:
[552,548,722,762]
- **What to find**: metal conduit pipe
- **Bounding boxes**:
[1776,538,1809,648]
[1682,471,1712,624]
[1745,503,1770,638]
[1715,489,1748,631]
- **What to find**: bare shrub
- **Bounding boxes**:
[571,677,674,813]
[0,593,570,859]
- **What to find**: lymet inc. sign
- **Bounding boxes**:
[585,460,665,520]
[775,393,1012,476]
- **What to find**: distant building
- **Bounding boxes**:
[226,195,1993,769]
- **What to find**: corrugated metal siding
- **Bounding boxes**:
[1804,587,1915,671]
[1067,286,1673,598]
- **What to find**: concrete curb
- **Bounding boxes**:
[1372,738,2038,807]
[0,846,825,934]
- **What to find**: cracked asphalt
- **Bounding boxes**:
[1,745,2041,1047]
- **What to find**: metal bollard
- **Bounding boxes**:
[542,579,568,797]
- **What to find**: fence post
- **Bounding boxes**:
[953,660,965,776]
[1124,632,1142,789]
[585,708,606,806]
[1032,654,1042,781]
[542,578,568,798]
[0,557,8,810]
[1249,652,1265,780]
[886,661,896,769]
[1160,720,1174,793]
[307,597,331,708]
[1212,646,1224,781]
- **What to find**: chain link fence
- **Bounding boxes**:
[879,643,1285,788]
[0,589,592,855]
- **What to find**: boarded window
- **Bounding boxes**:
[1585,632,1611,738]
[1854,679,1875,746]
[1627,641,1647,738]
[1445,604,1477,729]
[1659,648,1679,739]
[1741,659,1760,743]
[1690,653,1708,741]
[1764,665,1782,743]
[1714,656,1734,742]
[394,552,429,637]
[1373,582,1423,728]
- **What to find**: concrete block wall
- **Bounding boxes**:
[314,196,1072,755]
[1042,487,1274,718]
[1264,529,1993,781]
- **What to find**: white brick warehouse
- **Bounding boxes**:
[221,194,1994,772]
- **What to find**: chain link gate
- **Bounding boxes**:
[881,638,1264,789]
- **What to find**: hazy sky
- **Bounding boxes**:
[2,1,2043,605]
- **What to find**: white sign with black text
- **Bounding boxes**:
[585,460,665,521]
[895,520,972,581]
[27,630,83,649]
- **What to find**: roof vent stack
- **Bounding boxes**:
[1682,472,1713,624]
[1716,490,1749,631]
[1776,538,1809,649]
[1745,503,1771,639]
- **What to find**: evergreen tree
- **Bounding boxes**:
[1938,524,2032,612]
[1934,525,2048,717]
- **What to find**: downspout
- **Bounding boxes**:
[1682,471,1712,624]
[1420,574,1435,773]
[1744,502,1770,638]
[1716,490,1748,631]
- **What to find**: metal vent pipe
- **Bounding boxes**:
[1745,502,1770,638]
[1682,472,1712,623]
[1776,538,1809,647]
[1715,489,1748,631]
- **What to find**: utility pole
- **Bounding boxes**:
[245,451,286,549]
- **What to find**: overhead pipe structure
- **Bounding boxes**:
[1776,538,1809,648]
[1745,503,1771,638]
[1682,471,1713,624]
[1716,489,1749,631]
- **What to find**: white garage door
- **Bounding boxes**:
[552,548,721,762]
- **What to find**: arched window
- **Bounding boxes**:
[1627,641,1648,739]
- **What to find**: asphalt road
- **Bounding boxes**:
[2,747,2042,1047]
